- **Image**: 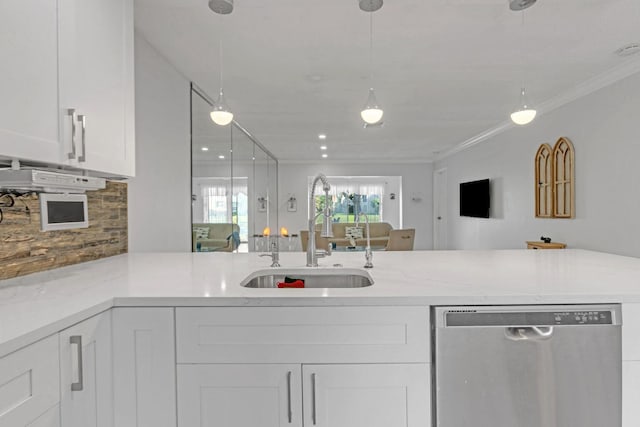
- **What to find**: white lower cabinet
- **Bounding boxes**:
[623,362,640,427]
[623,303,640,426]
[177,364,302,427]
[27,405,60,427]
[302,364,430,427]
[0,335,60,427]
[176,364,430,427]
[112,308,176,427]
[59,311,113,427]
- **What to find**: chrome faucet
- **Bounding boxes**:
[356,212,373,269]
[307,174,334,267]
[260,240,281,267]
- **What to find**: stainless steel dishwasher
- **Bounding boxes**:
[433,304,622,427]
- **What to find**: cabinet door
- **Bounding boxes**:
[112,308,176,427]
[177,364,302,427]
[0,335,59,427]
[59,311,113,427]
[0,0,61,164]
[623,361,640,427]
[302,364,431,427]
[26,404,60,427]
[59,0,135,176]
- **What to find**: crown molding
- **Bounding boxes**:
[277,157,434,165]
[434,57,640,162]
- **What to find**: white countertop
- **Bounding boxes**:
[1,249,640,356]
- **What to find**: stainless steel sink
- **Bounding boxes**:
[241,268,374,288]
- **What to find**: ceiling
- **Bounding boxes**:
[135,0,640,162]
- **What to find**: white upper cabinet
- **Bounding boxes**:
[59,0,135,177]
[0,0,61,163]
[0,0,135,177]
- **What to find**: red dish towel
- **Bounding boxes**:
[277,280,305,288]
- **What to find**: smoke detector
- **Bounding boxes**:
[209,0,233,15]
[615,44,640,58]
[509,0,536,11]
[359,0,383,12]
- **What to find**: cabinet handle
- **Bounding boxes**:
[286,371,293,423]
[77,115,86,163]
[67,109,77,159]
[311,373,317,425]
[70,335,84,391]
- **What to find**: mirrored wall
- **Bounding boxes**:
[191,85,278,252]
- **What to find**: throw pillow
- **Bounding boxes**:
[345,226,364,240]
[193,226,210,240]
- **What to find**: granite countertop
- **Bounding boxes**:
[1,249,640,356]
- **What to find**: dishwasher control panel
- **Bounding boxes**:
[445,309,614,327]
[552,310,613,325]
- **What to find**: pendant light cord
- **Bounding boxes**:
[369,12,374,85]
[519,10,524,88]
[219,39,224,89]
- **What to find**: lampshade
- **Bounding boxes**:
[360,88,384,124]
[510,88,536,126]
[509,0,536,11]
[359,0,383,12]
[208,0,233,14]
[510,109,537,125]
[210,89,234,126]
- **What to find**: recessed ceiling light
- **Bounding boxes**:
[320,145,327,150]
[201,147,209,151]
[218,155,225,159]
[318,134,327,140]
[322,154,328,158]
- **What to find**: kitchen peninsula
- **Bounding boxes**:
[1,249,639,426]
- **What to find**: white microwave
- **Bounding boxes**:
[40,193,89,231]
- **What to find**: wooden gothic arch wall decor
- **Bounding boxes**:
[535,143,553,218]
[534,137,575,218]
[552,137,575,218]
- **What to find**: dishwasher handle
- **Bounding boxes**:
[505,326,554,341]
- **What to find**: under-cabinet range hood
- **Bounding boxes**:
[0,169,105,193]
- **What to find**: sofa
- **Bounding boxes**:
[192,223,240,252]
[301,222,393,249]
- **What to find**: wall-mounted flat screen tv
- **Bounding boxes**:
[460,179,490,218]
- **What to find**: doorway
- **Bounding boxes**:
[433,168,447,250]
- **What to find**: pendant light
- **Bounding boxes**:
[360,11,383,125]
[510,88,537,125]
[510,9,536,126]
[209,0,233,15]
[509,0,536,11]
[210,39,234,126]
[359,0,383,13]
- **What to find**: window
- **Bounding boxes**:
[309,176,400,226]
[193,177,249,241]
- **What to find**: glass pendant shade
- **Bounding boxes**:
[359,0,383,12]
[360,88,384,124]
[209,0,233,14]
[510,88,536,125]
[210,88,234,126]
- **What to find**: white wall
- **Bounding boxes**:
[278,162,434,250]
[435,71,640,257]
[128,34,191,252]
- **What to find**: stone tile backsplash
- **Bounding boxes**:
[0,181,127,280]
